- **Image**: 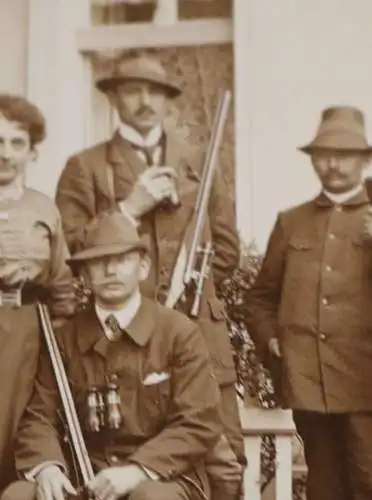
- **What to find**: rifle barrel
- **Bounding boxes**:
[183,90,232,285]
[38,304,95,487]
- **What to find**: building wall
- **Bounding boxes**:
[0,0,28,94]
[247,0,372,251]
[3,0,372,252]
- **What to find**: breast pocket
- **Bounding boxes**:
[137,377,171,434]
[284,237,316,286]
[350,236,372,281]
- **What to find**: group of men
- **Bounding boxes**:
[1,53,244,500]
[1,49,372,500]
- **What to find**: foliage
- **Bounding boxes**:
[218,241,306,499]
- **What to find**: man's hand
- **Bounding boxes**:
[88,465,147,500]
[36,465,76,500]
[121,166,178,219]
[268,337,281,358]
[363,206,372,240]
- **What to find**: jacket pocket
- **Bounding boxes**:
[208,297,227,321]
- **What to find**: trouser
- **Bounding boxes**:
[205,383,244,500]
[0,307,40,492]
[0,478,207,500]
[294,410,372,500]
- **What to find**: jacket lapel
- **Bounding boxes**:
[107,132,147,190]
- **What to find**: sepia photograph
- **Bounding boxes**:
[0,0,371,499]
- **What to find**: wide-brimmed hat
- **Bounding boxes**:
[67,212,149,265]
[299,106,372,154]
[96,55,182,98]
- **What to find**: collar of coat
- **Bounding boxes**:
[76,296,158,357]
[106,129,202,183]
[314,186,370,207]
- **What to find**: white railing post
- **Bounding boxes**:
[153,0,178,26]
[240,406,299,499]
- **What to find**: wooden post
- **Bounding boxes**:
[232,0,253,245]
[26,0,91,197]
[153,0,179,25]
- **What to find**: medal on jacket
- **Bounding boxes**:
[105,373,122,431]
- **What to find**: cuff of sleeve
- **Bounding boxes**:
[24,462,66,482]
[118,202,140,228]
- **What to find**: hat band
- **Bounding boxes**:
[305,130,369,151]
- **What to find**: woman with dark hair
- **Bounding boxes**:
[0,94,75,490]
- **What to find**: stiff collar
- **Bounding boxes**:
[118,122,162,148]
[315,185,370,207]
[77,296,157,356]
[95,291,141,341]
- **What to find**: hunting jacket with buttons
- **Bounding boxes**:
[246,188,372,412]
[14,298,222,482]
[55,131,239,385]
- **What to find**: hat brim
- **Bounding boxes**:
[96,75,182,99]
[299,144,372,155]
[67,240,149,266]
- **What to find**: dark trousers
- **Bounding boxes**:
[0,478,207,500]
[294,410,372,500]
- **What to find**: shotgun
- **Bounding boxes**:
[37,303,95,497]
[165,90,232,317]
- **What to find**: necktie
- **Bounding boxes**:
[104,314,123,341]
[132,143,159,166]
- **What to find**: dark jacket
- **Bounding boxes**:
[55,132,239,385]
[15,298,222,482]
[246,188,372,412]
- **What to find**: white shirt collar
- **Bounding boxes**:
[118,122,163,149]
[323,183,364,204]
[95,291,141,341]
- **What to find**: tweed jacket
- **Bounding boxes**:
[246,188,372,412]
[55,131,239,385]
[14,298,222,482]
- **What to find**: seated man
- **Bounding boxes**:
[2,212,222,500]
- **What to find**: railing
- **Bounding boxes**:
[239,405,307,500]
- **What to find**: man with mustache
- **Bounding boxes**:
[246,106,372,500]
[55,53,243,498]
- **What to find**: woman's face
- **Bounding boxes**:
[0,114,33,186]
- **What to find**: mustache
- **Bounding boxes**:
[135,106,155,117]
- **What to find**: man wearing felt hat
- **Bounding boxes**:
[246,106,372,500]
[1,212,223,500]
[55,52,244,497]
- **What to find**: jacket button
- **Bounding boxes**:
[110,455,119,463]
[325,265,332,272]
[319,333,327,341]
[329,233,335,240]
[322,297,329,305]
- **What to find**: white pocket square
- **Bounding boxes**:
[142,371,170,386]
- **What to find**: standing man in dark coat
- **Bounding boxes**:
[246,106,372,500]
[55,53,244,496]
[0,212,222,500]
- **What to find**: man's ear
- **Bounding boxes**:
[139,254,151,281]
[107,89,117,109]
[80,266,90,287]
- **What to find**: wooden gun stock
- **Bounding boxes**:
[37,304,95,495]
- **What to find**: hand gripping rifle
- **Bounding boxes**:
[165,90,232,317]
[37,304,95,497]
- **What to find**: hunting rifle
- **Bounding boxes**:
[38,304,95,497]
[165,90,232,317]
